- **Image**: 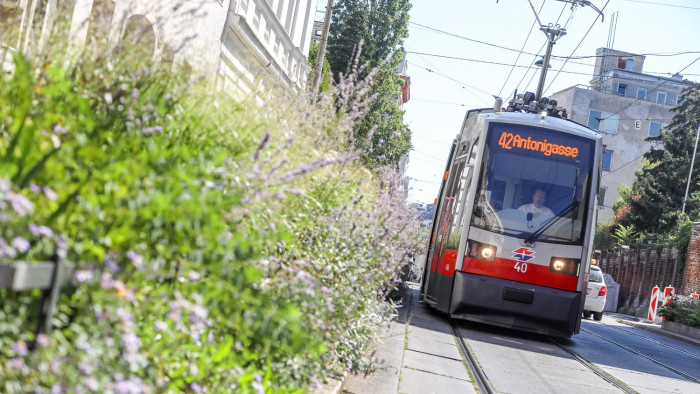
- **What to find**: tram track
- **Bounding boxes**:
[601,321,700,360]
[450,320,496,394]
[549,336,638,394]
[581,327,700,384]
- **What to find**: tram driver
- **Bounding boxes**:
[518,188,554,221]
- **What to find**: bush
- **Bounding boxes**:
[0,35,417,393]
[659,296,700,328]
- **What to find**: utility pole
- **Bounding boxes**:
[525,0,603,101]
[311,0,334,96]
[681,124,700,214]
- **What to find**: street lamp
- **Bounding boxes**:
[681,124,700,214]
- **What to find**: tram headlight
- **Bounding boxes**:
[549,257,581,276]
[467,240,497,262]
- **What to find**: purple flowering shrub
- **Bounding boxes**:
[0,39,418,392]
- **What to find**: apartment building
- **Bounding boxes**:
[551,48,689,223]
[0,0,318,98]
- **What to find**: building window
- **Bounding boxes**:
[637,88,647,100]
[625,57,634,71]
[649,121,663,137]
[598,187,607,208]
[588,109,602,131]
[656,91,666,104]
[617,84,627,96]
[253,9,261,28]
[677,95,685,105]
[241,0,249,12]
[603,150,613,171]
[602,113,619,134]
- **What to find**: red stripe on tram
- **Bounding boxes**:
[462,257,578,291]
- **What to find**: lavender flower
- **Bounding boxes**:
[84,376,99,391]
[106,258,120,273]
[36,333,50,348]
[8,358,24,371]
[43,186,58,201]
[126,250,143,268]
[188,271,201,281]
[154,320,167,332]
[30,183,42,193]
[12,341,28,357]
[12,237,30,253]
[53,124,67,134]
[8,192,33,216]
[190,383,203,394]
[75,269,94,283]
[28,223,54,237]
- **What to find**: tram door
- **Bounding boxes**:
[426,156,469,307]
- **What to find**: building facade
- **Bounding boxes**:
[550,48,689,223]
[0,0,318,98]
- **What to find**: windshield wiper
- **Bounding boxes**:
[525,201,579,244]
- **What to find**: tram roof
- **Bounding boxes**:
[464,110,601,141]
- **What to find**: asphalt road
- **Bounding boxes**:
[456,315,700,393]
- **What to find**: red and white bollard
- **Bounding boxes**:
[661,286,674,321]
[648,286,660,322]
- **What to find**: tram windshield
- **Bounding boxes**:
[470,122,596,244]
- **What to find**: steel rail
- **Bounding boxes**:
[602,322,700,360]
[550,337,638,394]
[582,328,700,383]
[450,321,496,394]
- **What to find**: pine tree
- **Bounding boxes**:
[326,0,412,168]
[618,82,700,234]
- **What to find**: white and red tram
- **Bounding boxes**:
[420,96,603,337]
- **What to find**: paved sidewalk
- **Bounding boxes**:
[340,284,475,394]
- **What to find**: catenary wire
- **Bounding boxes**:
[600,55,700,121]
[623,0,700,10]
[515,2,568,96]
[499,0,547,98]
[545,0,610,93]
[407,61,495,100]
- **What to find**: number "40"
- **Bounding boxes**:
[514,262,528,273]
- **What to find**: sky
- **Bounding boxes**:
[315,1,700,204]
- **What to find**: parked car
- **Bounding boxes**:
[583,265,607,321]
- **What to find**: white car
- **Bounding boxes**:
[583,265,607,321]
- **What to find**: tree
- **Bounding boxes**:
[616,82,700,234]
[308,42,331,94]
[326,0,412,168]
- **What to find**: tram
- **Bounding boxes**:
[420,93,603,337]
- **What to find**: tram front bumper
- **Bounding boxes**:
[449,271,582,337]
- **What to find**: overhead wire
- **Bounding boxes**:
[498,0,547,98]
[407,61,494,101]
[600,54,700,121]
[622,0,700,10]
[544,0,610,93]
[405,51,592,76]
[516,1,568,95]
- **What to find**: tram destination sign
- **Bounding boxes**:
[497,131,579,158]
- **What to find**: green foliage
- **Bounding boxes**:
[0,38,420,393]
[308,42,332,94]
[593,221,615,250]
[327,0,413,168]
[659,296,700,328]
[611,224,638,246]
[618,83,700,233]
